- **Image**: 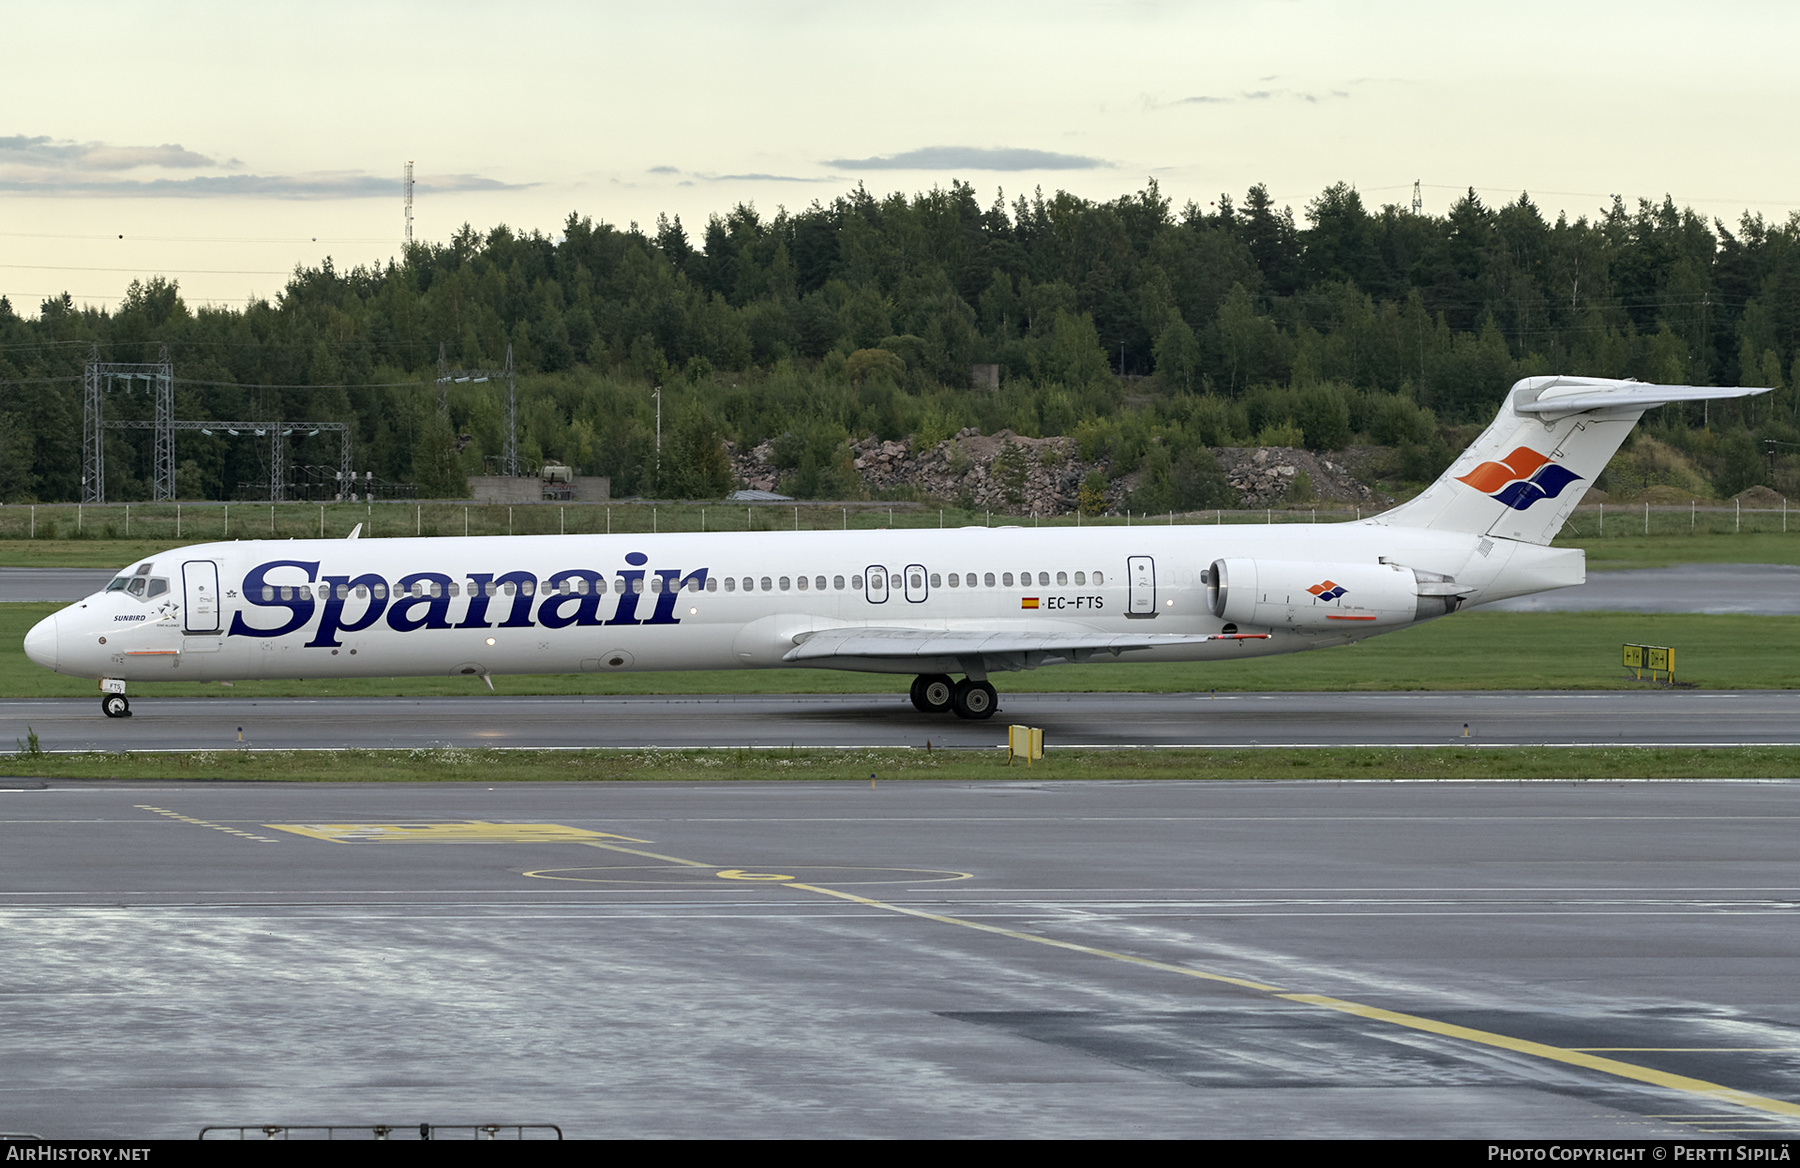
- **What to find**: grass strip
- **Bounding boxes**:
[3,744,1797,783]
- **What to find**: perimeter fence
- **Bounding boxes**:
[0,498,1787,542]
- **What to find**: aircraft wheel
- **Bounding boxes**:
[102,694,130,719]
[911,674,955,714]
[951,679,998,720]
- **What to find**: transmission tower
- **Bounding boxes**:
[436,343,519,476]
[404,161,414,248]
[1411,180,1422,216]
[83,344,174,502]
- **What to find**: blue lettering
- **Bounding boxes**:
[538,570,609,628]
[306,574,390,647]
[387,572,456,632]
[487,572,538,627]
[229,560,319,638]
[646,568,706,624]
[607,566,645,625]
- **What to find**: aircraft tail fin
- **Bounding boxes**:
[1376,377,1772,546]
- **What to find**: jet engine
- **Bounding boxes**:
[1205,558,1466,629]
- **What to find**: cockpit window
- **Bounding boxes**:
[109,575,170,600]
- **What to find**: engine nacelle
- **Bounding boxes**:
[1205,558,1464,630]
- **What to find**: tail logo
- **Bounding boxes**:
[1307,580,1346,601]
[1456,447,1583,511]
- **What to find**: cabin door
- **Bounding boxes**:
[1126,555,1157,618]
[182,560,222,633]
[864,564,889,604]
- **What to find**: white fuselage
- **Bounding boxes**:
[23,521,1583,686]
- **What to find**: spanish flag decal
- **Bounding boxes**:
[1021,597,1040,609]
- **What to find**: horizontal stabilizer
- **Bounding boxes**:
[1516,378,1774,416]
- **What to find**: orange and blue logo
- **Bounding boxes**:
[1307,580,1346,601]
[1456,447,1582,511]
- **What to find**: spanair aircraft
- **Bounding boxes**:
[23,376,1771,720]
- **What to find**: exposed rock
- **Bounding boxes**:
[732,433,1388,514]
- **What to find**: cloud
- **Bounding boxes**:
[0,134,529,198]
[0,134,217,171]
[712,172,840,183]
[1164,88,1351,108]
[825,146,1109,171]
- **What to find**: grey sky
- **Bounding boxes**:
[5,1,1800,309]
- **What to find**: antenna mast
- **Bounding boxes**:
[404,161,414,248]
[1411,179,1422,216]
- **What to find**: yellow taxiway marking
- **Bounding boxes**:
[266,822,650,845]
[268,818,1800,1120]
[138,805,280,844]
[716,853,1800,1120]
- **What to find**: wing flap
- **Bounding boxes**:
[783,627,1261,663]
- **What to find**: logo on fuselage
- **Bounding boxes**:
[225,552,709,645]
[1456,446,1582,511]
[1306,580,1346,601]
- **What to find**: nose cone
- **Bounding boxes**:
[23,613,59,672]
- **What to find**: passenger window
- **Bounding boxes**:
[815,576,826,591]
[502,583,515,596]
[851,575,863,589]
[336,584,349,600]
[651,577,664,593]
[1002,573,1013,587]
[632,578,645,594]
[705,578,718,592]
[984,572,995,587]
[833,576,845,590]
[797,576,808,591]
[375,584,389,599]
[929,574,941,588]
[355,586,368,599]
[262,585,274,601]
[779,577,791,591]
[1074,572,1085,585]
[948,574,959,587]
[910,574,922,589]
[280,585,293,601]
[1093,571,1104,585]
[724,578,736,592]
[761,577,773,592]
[889,574,901,589]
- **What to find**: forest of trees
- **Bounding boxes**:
[1,178,1796,509]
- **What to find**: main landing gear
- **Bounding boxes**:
[102,694,131,718]
[909,673,998,721]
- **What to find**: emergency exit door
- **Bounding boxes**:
[1126,555,1156,618]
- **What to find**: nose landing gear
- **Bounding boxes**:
[102,694,132,718]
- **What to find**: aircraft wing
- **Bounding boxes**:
[783,626,1265,666]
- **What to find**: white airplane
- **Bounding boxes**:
[24,377,1770,720]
